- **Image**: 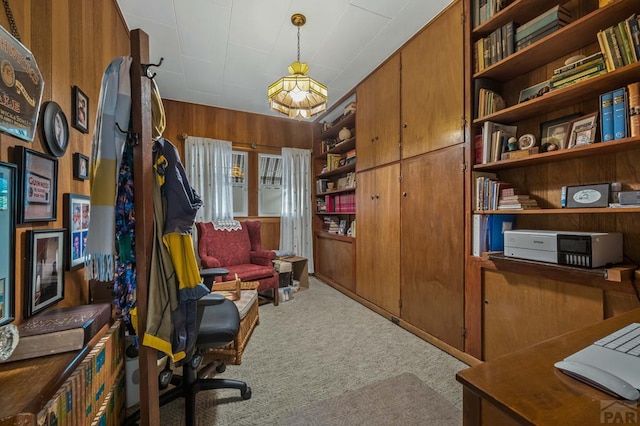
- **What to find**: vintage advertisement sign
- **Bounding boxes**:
[0,25,44,142]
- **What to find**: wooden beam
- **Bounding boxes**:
[130,29,159,426]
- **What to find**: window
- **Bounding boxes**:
[232,151,248,217]
[258,153,282,216]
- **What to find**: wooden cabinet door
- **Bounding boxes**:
[401,0,464,159]
[356,164,401,315]
[400,146,465,349]
[356,54,401,171]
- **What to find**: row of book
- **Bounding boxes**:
[600,82,640,141]
[323,192,356,213]
[316,172,356,194]
[475,174,540,211]
[478,121,517,164]
[473,6,571,73]
[472,214,516,256]
[473,0,514,28]
[477,88,506,117]
[597,14,640,72]
[36,321,126,426]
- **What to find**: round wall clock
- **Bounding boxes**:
[42,101,69,158]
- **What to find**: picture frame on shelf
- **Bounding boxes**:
[15,146,58,223]
[24,229,65,318]
[566,112,599,149]
[539,114,581,151]
[73,153,89,180]
[518,80,550,103]
[0,161,16,326]
[64,193,90,269]
[338,219,347,235]
[72,86,89,133]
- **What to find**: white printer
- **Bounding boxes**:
[503,230,623,268]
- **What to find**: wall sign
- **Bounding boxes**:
[0,25,44,142]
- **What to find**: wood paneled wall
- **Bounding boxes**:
[162,100,314,249]
[0,0,129,322]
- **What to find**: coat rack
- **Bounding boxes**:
[130,29,160,425]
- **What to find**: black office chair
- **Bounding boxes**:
[125,269,252,426]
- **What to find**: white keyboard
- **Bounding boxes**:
[594,323,640,357]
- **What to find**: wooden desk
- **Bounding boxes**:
[456,308,640,425]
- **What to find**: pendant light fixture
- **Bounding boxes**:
[267,13,328,120]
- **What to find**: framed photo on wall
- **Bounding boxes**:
[0,161,16,326]
[15,146,58,223]
[73,153,89,180]
[72,86,89,134]
[64,193,90,269]
[25,229,65,318]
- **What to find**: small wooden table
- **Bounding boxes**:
[276,256,309,289]
[456,307,640,425]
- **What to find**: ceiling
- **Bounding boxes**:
[116,0,452,121]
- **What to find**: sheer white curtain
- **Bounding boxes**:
[280,148,314,272]
[184,136,234,223]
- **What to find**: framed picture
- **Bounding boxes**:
[73,153,89,180]
[15,146,58,223]
[72,86,89,134]
[25,229,65,318]
[0,161,16,326]
[566,112,599,149]
[518,80,551,103]
[64,193,90,269]
[41,101,69,158]
[539,114,581,151]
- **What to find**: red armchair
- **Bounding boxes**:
[195,220,279,305]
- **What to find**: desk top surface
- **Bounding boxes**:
[456,308,640,425]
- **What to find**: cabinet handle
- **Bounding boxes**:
[402,123,408,128]
[375,136,379,141]
[375,194,380,199]
[370,137,374,143]
[402,192,407,197]
[371,194,375,200]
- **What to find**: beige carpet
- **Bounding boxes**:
[287,372,461,425]
[158,277,467,425]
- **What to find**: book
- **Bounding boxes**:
[515,22,565,50]
[604,26,625,69]
[1,304,111,363]
[486,214,516,251]
[474,78,502,117]
[482,121,517,164]
[600,90,615,141]
[612,87,629,139]
[550,69,607,90]
[597,30,616,72]
[627,15,640,61]
[550,61,606,89]
[500,146,539,160]
[628,82,640,137]
[616,21,634,65]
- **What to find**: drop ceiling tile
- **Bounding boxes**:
[122,16,184,74]
[224,44,270,89]
[116,0,175,26]
[349,0,411,18]
[182,56,225,95]
[174,0,231,60]
[313,5,389,70]
[228,0,291,52]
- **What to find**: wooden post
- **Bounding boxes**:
[129,29,160,426]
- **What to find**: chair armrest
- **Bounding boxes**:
[200,254,222,269]
[198,293,227,306]
[250,250,275,267]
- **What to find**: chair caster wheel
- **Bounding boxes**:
[216,363,226,373]
[241,386,252,400]
[158,369,172,390]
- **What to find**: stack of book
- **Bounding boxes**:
[344,148,356,165]
[498,189,540,210]
[323,216,341,233]
[515,5,572,51]
[549,52,607,90]
[600,82,639,141]
[597,14,640,72]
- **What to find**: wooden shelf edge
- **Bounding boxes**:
[473,206,640,214]
[319,113,356,138]
[487,253,637,294]
[472,136,640,171]
[317,187,356,196]
[316,163,356,178]
[314,231,355,242]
